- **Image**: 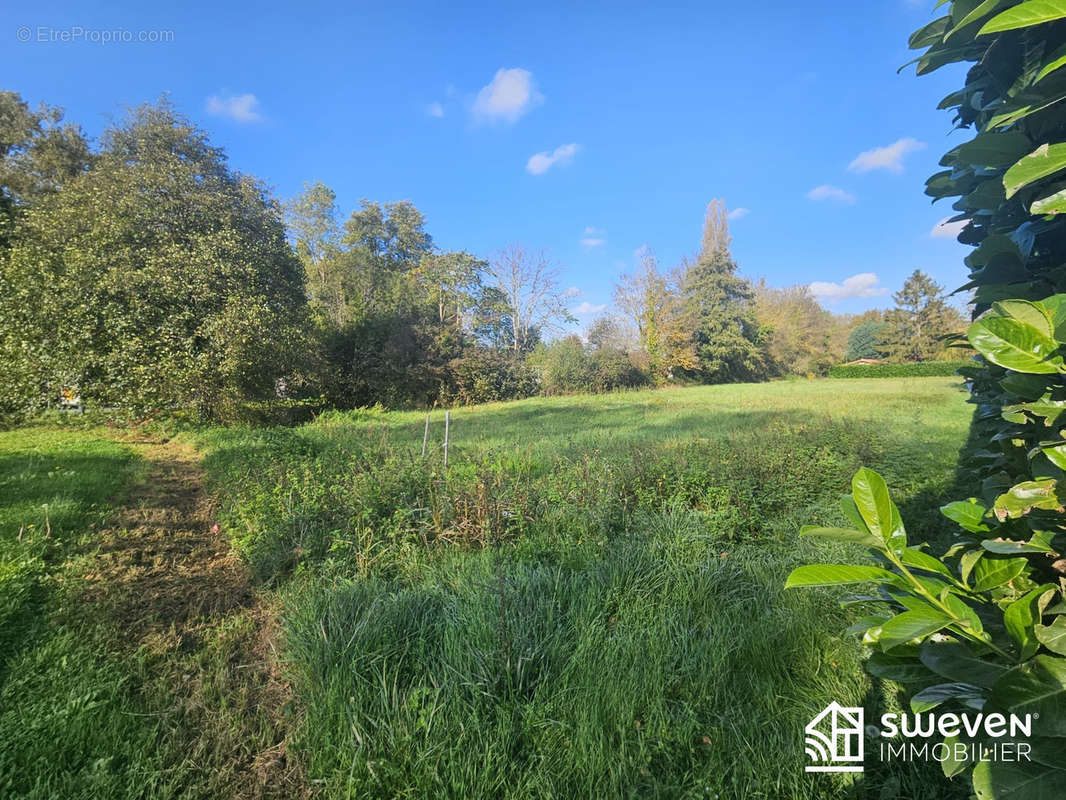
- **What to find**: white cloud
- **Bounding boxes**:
[427,101,444,118]
[807,184,856,204]
[809,273,890,303]
[727,207,750,220]
[633,243,653,263]
[472,68,543,123]
[571,301,606,315]
[564,286,581,298]
[205,93,262,123]
[931,217,967,239]
[581,226,606,247]
[848,138,926,173]
[526,143,579,175]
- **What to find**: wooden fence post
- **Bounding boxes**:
[444,411,450,467]
[422,413,431,458]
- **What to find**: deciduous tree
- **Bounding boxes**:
[284,181,343,324]
[613,247,696,380]
[0,91,90,247]
[753,282,838,376]
[485,244,574,352]
[0,100,307,418]
[699,198,732,260]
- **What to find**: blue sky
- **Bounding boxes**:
[6,0,974,325]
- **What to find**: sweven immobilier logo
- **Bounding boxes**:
[805,702,1035,773]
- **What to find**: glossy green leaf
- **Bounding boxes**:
[968,316,1064,374]
[940,735,973,778]
[1003,142,1066,198]
[941,498,993,532]
[993,479,1064,520]
[1000,372,1053,400]
[1002,398,1066,426]
[1005,586,1057,659]
[1031,187,1066,215]
[972,758,1066,800]
[991,655,1066,735]
[979,1,1066,34]
[1036,616,1066,655]
[839,494,871,534]
[909,15,951,49]
[851,468,905,547]
[972,556,1028,590]
[954,131,1033,168]
[994,299,1054,335]
[1040,441,1066,469]
[989,93,1066,130]
[941,590,986,634]
[878,608,954,651]
[1035,42,1066,82]
[910,682,985,713]
[921,640,1009,688]
[1038,294,1066,339]
[784,564,899,589]
[1015,736,1066,769]
[961,549,985,586]
[965,233,1024,270]
[951,0,1008,33]
[867,652,934,682]
[981,531,1057,554]
[900,547,955,578]
[926,169,961,199]
[846,615,890,636]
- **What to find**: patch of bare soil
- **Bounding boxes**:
[84,439,250,639]
[80,435,308,799]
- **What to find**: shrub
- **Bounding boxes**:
[589,348,649,392]
[789,1,1066,792]
[828,361,971,379]
[538,337,593,395]
[440,348,538,406]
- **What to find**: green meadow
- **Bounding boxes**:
[0,378,974,798]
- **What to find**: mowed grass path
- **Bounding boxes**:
[196,377,974,800]
[0,430,302,799]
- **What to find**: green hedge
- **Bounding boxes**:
[828,361,970,379]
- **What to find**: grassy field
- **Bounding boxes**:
[0,378,975,798]
[196,378,974,799]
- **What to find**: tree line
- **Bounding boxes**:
[0,93,969,421]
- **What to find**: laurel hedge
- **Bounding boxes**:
[790,3,1066,797]
[827,361,972,379]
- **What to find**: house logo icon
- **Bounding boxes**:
[805,702,864,773]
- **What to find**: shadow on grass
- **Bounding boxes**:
[0,446,137,691]
[854,408,982,800]
[0,449,136,539]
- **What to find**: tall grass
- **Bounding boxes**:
[197,378,974,798]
